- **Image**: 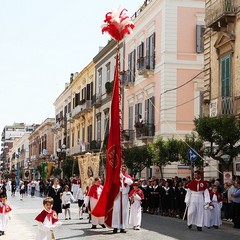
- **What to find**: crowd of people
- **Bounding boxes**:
[137,172,240,230]
[0,169,239,238]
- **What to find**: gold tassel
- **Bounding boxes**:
[51,230,55,240]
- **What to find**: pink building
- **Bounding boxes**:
[122,0,205,145]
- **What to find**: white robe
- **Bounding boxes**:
[185,189,210,227]
[84,187,104,225]
[111,176,133,229]
[211,195,222,227]
[129,194,142,227]
[0,212,11,232]
[71,184,80,200]
[35,215,62,240]
[203,206,212,228]
[0,202,11,232]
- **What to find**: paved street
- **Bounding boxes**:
[2,191,240,240]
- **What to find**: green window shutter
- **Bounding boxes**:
[220,55,232,97]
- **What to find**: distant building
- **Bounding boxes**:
[203,0,240,175]
[1,123,37,175]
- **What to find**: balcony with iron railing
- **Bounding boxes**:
[205,0,240,29]
[137,56,155,77]
[135,123,155,139]
[122,129,135,142]
[209,96,240,116]
[131,0,153,21]
[120,70,135,89]
[92,94,102,107]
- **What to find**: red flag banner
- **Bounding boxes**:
[91,50,121,227]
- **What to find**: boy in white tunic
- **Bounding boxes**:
[35,197,62,240]
[129,182,144,230]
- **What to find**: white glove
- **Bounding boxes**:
[120,172,124,179]
[204,204,209,210]
[120,187,123,192]
[219,202,223,209]
[185,202,190,207]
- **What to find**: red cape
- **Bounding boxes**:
[187,179,208,191]
[210,191,222,202]
[87,184,103,199]
[35,209,58,224]
[0,203,12,213]
[129,188,144,199]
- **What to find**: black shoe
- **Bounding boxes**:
[188,224,192,229]
[1,231,4,235]
[100,224,106,228]
[79,217,83,220]
[113,228,118,234]
[213,225,218,229]
[197,227,202,231]
[91,225,97,229]
[120,229,127,233]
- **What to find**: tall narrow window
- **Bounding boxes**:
[145,97,155,124]
[146,32,155,69]
[87,125,92,143]
[196,25,205,53]
[129,106,134,130]
[221,55,232,97]
[137,42,144,70]
[96,116,101,142]
[106,63,111,82]
[98,69,102,97]
[68,102,71,113]
[220,55,232,114]
[135,103,142,122]
[72,132,74,147]
[82,127,85,142]
[81,88,86,101]
[128,50,136,82]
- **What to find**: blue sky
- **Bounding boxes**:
[0,0,142,132]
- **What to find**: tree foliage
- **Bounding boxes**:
[61,156,79,179]
[123,145,152,178]
[149,137,181,178]
[178,132,204,169]
[194,116,240,170]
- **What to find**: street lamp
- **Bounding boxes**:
[56,144,68,168]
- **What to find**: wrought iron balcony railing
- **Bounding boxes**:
[205,0,240,28]
[122,129,135,142]
[209,96,237,116]
[135,123,155,138]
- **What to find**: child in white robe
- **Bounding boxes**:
[35,197,62,240]
[129,182,144,230]
[0,197,12,236]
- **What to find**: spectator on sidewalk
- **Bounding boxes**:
[222,182,231,220]
[231,179,240,228]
